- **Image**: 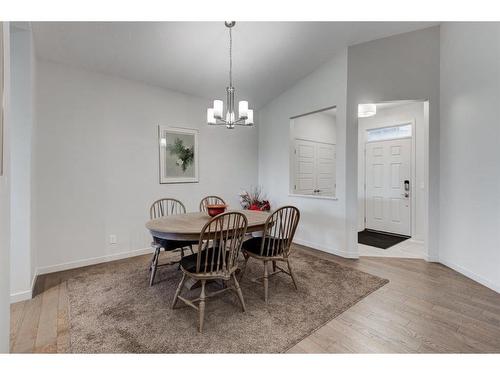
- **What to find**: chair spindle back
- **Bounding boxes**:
[196,212,248,275]
[199,195,226,212]
[260,206,300,257]
[150,198,186,219]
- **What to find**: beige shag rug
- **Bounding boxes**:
[67,248,387,353]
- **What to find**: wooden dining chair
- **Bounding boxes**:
[171,211,248,333]
[149,198,197,286]
[199,195,226,212]
[239,206,300,303]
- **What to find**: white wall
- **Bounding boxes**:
[34,61,259,273]
[439,23,500,292]
[258,51,350,257]
[346,27,440,259]
[10,25,36,302]
[0,22,11,353]
[358,102,427,243]
[292,111,336,144]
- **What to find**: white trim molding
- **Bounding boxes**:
[293,238,358,259]
[11,247,154,303]
[10,271,37,303]
[37,247,152,275]
[438,257,500,294]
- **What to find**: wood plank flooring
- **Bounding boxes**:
[9,244,500,353]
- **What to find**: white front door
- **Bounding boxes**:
[365,138,411,236]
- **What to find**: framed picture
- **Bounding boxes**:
[158,126,199,184]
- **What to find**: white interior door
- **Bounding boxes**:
[294,139,316,195]
[365,138,411,236]
[294,139,335,196]
[316,143,336,196]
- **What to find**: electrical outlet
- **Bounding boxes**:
[109,235,117,244]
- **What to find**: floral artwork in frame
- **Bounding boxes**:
[158,126,199,184]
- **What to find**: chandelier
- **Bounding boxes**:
[207,21,254,129]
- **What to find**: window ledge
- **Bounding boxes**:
[288,193,338,201]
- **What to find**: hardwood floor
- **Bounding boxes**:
[9,245,500,353]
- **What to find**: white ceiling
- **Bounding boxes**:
[31,22,437,109]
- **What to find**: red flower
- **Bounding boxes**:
[249,203,261,211]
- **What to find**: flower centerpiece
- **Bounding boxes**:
[239,186,271,211]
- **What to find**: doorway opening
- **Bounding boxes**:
[357,100,429,259]
[289,106,337,199]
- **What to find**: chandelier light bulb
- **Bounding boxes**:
[238,101,248,119]
[213,100,223,119]
[246,109,254,125]
[207,108,216,124]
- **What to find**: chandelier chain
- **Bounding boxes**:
[229,26,233,87]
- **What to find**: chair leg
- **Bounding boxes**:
[149,248,158,271]
[272,260,276,272]
[232,273,246,312]
[287,259,298,290]
[149,248,160,286]
[171,273,187,309]
[199,280,207,333]
[263,260,269,303]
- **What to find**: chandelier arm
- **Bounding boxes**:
[235,119,251,125]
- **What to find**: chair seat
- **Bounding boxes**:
[153,237,197,251]
[242,236,287,257]
[180,247,226,273]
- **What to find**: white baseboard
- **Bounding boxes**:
[37,247,152,275]
[10,289,33,303]
[438,257,500,294]
[10,271,38,303]
[293,237,358,259]
[425,255,440,262]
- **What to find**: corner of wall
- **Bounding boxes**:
[0,21,12,353]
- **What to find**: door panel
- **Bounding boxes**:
[316,143,335,196]
[294,139,336,196]
[365,138,411,235]
[294,140,316,194]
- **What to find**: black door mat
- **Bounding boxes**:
[358,229,410,249]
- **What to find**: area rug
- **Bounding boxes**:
[66,248,388,353]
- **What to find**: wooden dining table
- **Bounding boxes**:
[145,209,270,289]
[145,209,270,242]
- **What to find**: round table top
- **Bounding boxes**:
[145,210,270,241]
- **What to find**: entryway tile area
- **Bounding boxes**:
[359,238,425,259]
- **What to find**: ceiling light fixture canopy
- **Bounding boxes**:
[358,103,377,118]
[207,21,254,129]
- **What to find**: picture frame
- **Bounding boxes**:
[158,125,199,184]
